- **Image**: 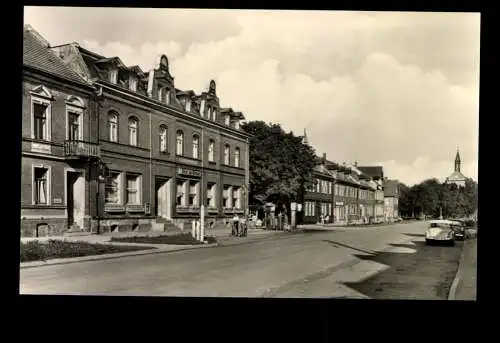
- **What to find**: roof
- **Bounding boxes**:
[384,179,399,197]
[23,25,90,87]
[446,171,467,182]
[357,166,384,179]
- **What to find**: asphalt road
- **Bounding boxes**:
[20,221,461,299]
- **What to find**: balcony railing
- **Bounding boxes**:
[64,140,100,158]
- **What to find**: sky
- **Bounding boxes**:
[23,7,480,186]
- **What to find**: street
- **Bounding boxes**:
[20,221,463,299]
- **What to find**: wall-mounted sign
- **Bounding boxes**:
[290,202,297,211]
[177,167,202,177]
[31,142,51,154]
[52,198,62,204]
[335,201,344,206]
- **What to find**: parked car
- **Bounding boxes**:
[425,220,457,246]
[448,219,466,240]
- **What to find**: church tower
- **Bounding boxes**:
[455,148,461,173]
[302,128,309,145]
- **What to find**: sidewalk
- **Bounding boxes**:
[20,227,281,269]
[448,238,477,301]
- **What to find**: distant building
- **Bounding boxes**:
[357,166,385,223]
[303,153,334,224]
[383,178,400,222]
[445,148,468,187]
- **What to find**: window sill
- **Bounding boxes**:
[104,204,126,213]
[126,204,145,213]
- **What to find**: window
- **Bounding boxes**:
[67,111,80,141]
[208,140,215,162]
[211,108,217,121]
[166,90,171,105]
[129,77,137,92]
[188,180,200,207]
[108,112,118,142]
[186,99,191,112]
[207,182,217,207]
[105,171,121,204]
[159,125,168,153]
[223,185,231,208]
[200,99,206,117]
[33,167,49,205]
[128,117,138,146]
[224,145,230,165]
[126,174,141,205]
[109,69,118,84]
[158,87,163,102]
[192,135,200,159]
[234,121,240,130]
[176,179,185,206]
[234,148,240,167]
[33,102,49,140]
[176,130,184,155]
[225,114,230,125]
[233,187,241,209]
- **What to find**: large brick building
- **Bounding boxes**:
[21,25,250,237]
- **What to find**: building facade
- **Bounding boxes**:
[383,178,400,222]
[303,156,334,224]
[21,25,250,237]
[21,25,100,237]
[358,166,385,223]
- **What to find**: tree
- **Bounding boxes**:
[241,121,317,213]
[398,177,478,219]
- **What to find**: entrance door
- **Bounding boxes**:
[155,178,172,219]
[67,171,85,229]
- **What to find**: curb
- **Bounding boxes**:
[20,243,218,269]
[447,238,473,300]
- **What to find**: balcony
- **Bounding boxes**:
[64,140,100,159]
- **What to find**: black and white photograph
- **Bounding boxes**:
[20,7,479,300]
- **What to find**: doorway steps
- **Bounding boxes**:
[152,217,182,233]
[63,224,91,237]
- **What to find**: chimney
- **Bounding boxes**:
[322,153,326,165]
[354,161,358,167]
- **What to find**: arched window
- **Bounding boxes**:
[176,130,184,156]
[234,147,240,167]
[208,140,215,162]
[108,111,119,142]
[224,144,230,165]
[192,135,200,159]
[166,89,171,105]
[159,125,168,152]
[128,117,138,146]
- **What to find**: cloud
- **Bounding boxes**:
[23,9,480,186]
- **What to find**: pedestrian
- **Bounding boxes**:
[232,213,239,236]
[239,215,247,237]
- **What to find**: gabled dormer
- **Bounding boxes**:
[176,90,198,114]
[220,108,234,126]
[122,65,144,93]
[147,55,179,107]
[231,111,245,130]
[199,80,219,121]
[93,56,126,85]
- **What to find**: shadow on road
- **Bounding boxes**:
[321,240,375,255]
[340,240,463,300]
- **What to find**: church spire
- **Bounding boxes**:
[455,147,461,173]
[302,128,309,145]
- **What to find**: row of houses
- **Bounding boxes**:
[21,25,250,237]
[302,151,400,225]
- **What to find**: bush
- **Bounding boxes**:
[110,233,217,245]
[20,240,154,263]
